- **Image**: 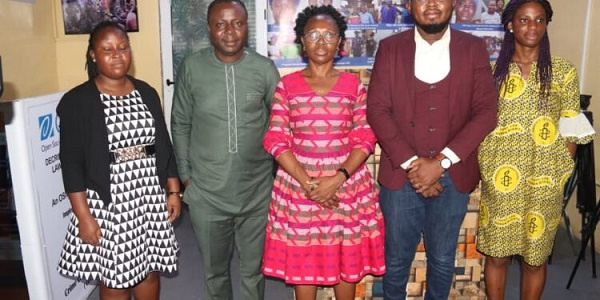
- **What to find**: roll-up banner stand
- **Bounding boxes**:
[2,93,95,300]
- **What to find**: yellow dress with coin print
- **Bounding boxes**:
[476,57,595,266]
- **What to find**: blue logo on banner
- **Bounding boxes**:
[39,114,55,141]
[55,114,60,134]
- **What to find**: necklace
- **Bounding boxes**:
[512,60,535,78]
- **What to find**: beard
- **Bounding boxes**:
[415,17,451,34]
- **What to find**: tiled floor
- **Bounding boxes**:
[84,204,600,300]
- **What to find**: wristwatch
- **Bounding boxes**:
[435,153,452,170]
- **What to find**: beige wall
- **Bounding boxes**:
[0,0,59,100]
[54,2,163,97]
[581,1,600,186]
[549,1,586,66]
[550,0,600,243]
[0,1,161,101]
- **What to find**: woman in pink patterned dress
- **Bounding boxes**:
[262,5,385,300]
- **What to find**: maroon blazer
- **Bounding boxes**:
[367,28,498,193]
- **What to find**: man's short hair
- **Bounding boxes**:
[207,0,248,19]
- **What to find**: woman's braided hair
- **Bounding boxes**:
[494,0,553,105]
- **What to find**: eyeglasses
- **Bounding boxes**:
[303,31,339,44]
[411,0,448,5]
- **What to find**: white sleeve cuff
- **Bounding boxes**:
[559,113,595,138]
[400,156,419,170]
[441,147,461,164]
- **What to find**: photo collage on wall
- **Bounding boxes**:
[267,0,505,69]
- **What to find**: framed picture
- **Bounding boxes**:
[62,0,139,35]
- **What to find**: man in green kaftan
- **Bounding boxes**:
[170,0,280,299]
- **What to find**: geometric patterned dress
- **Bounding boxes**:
[262,71,386,285]
[476,57,595,266]
[57,90,179,288]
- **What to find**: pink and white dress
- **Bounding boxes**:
[262,71,385,285]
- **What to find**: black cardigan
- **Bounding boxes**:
[57,77,178,205]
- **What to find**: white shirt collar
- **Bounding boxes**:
[414,27,451,84]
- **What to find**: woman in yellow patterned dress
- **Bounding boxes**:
[476,1,595,299]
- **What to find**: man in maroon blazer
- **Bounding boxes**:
[367,0,497,299]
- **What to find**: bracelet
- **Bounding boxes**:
[337,167,350,181]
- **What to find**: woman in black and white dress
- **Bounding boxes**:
[56,21,180,300]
